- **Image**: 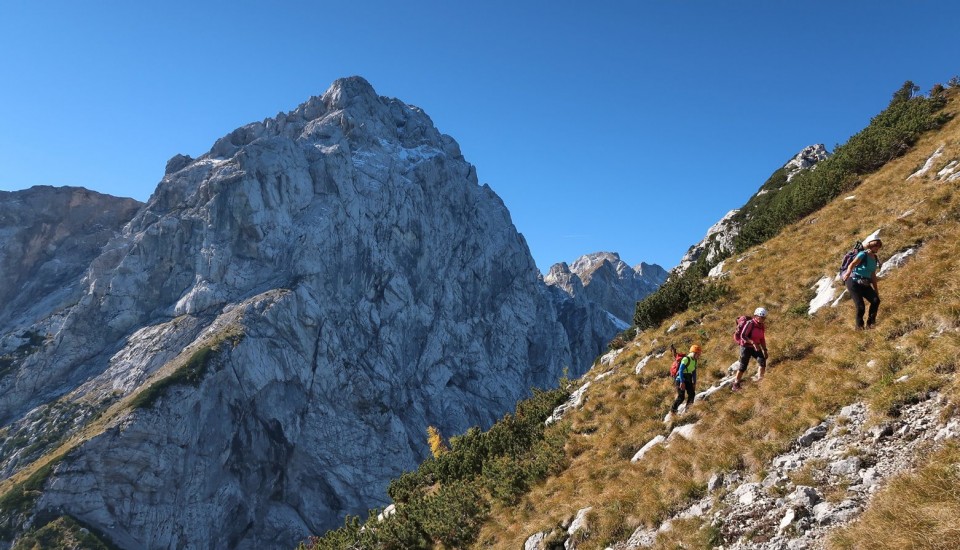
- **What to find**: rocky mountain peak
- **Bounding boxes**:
[785,144,829,182]
[674,144,829,277]
[0,78,624,549]
[544,252,666,326]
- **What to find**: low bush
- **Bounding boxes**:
[309,385,571,549]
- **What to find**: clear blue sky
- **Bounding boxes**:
[2,1,958,272]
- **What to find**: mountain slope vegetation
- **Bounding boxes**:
[305,81,960,549]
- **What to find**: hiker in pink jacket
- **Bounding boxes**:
[733,307,768,391]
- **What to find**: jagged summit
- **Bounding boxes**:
[544,252,666,325]
[784,143,829,182]
[0,77,625,549]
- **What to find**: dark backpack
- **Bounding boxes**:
[839,241,865,276]
[669,345,686,378]
[733,315,753,345]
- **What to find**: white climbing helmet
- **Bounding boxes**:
[754,307,768,318]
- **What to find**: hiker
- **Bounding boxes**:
[671,344,701,413]
[733,307,768,391]
[841,238,882,330]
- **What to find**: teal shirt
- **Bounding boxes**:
[852,251,878,279]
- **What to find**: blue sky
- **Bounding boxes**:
[1,2,958,272]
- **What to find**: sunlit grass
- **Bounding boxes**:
[477,89,960,548]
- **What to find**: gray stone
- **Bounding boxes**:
[787,486,822,508]
[840,404,862,418]
[829,456,862,476]
[871,423,894,442]
[812,502,834,524]
[624,526,657,548]
[797,423,828,447]
[707,473,724,493]
[734,483,763,505]
[524,532,547,550]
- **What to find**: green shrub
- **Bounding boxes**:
[734,81,949,253]
[635,80,949,332]
[129,346,215,410]
[12,515,120,550]
[312,386,570,549]
[0,458,62,540]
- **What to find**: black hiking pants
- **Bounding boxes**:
[672,373,696,412]
[738,346,767,372]
[845,277,880,329]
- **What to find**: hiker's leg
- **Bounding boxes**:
[684,376,696,406]
[845,278,866,328]
[755,350,767,379]
[734,346,749,386]
[865,287,881,326]
[672,384,685,412]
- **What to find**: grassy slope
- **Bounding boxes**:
[476,89,960,549]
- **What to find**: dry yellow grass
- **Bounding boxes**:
[476,89,960,548]
[829,442,960,550]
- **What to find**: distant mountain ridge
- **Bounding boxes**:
[544,252,667,326]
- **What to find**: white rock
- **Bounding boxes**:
[524,532,547,550]
[878,248,917,277]
[635,354,653,375]
[809,276,837,315]
[631,435,666,463]
[907,144,945,179]
[565,507,593,549]
[668,423,698,442]
[547,382,592,425]
[779,508,797,531]
[829,457,862,476]
[734,483,762,505]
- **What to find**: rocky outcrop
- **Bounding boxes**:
[674,145,829,277]
[607,393,957,549]
[784,144,829,182]
[544,252,667,325]
[674,209,740,275]
[0,77,617,549]
[0,186,141,333]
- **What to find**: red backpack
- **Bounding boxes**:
[669,345,686,378]
[733,315,754,345]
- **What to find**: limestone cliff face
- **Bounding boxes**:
[0,186,141,334]
[0,77,620,549]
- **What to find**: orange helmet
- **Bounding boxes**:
[690,344,702,354]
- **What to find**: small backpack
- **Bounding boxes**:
[733,315,753,345]
[839,241,865,276]
[669,345,686,378]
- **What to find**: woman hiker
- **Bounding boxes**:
[841,238,882,330]
[671,344,702,414]
[733,307,768,391]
